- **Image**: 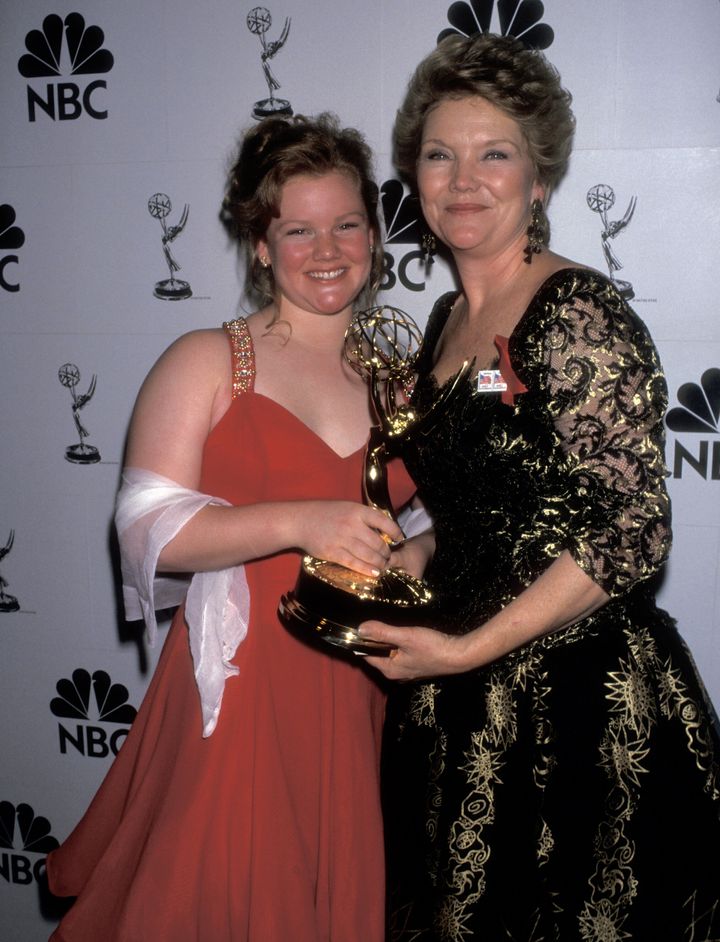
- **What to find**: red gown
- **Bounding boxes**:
[47,318,415,941]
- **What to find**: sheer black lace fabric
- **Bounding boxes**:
[384,269,720,942]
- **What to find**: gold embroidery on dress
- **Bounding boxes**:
[426,729,447,879]
[429,650,560,940]
[536,819,554,865]
[605,659,657,738]
[408,682,438,728]
[223,317,255,398]
[435,896,475,942]
[580,725,639,940]
[485,675,517,747]
[658,658,720,801]
[682,890,720,941]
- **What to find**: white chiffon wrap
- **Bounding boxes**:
[115,468,250,738]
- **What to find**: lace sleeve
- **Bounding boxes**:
[533,277,671,596]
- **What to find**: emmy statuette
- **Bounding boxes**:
[148,193,192,301]
[586,183,636,300]
[247,7,292,119]
[58,363,101,464]
[279,306,469,656]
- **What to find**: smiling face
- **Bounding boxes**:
[256,170,373,319]
[417,96,544,261]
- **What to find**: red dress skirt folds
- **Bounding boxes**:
[47,318,415,942]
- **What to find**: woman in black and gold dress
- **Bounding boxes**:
[359,33,720,941]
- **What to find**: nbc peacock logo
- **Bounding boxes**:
[380,180,427,293]
[0,801,59,886]
[17,13,114,122]
[0,205,25,294]
[665,368,720,480]
[438,0,554,48]
[50,668,137,758]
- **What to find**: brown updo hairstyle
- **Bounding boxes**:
[223,112,384,307]
[394,33,575,199]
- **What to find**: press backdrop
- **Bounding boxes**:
[1,1,719,938]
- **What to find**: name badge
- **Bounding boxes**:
[476,369,507,393]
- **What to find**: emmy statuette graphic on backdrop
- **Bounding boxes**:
[586,183,637,300]
[279,306,470,656]
[247,6,292,119]
[0,530,20,612]
[58,363,101,464]
[148,193,192,300]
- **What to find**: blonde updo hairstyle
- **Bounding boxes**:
[394,33,575,199]
[223,112,384,308]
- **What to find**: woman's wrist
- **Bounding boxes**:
[391,531,434,579]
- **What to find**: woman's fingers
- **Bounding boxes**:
[358,621,467,680]
[298,501,405,576]
[366,509,404,546]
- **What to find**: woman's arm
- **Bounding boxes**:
[124,329,402,577]
[359,549,607,678]
[389,530,435,581]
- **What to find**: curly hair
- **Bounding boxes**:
[393,33,575,198]
[222,112,383,306]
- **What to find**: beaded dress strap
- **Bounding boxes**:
[223,317,256,398]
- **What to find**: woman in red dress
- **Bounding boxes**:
[47,113,415,942]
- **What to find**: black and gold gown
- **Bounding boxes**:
[384,268,720,941]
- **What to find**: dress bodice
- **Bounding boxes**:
[403,268,672,633]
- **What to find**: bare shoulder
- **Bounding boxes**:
[139,327,228,395]
[125,327,233,479]
[155,326,229,370]
[541,252,596,278]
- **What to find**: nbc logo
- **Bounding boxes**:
[665,368,720,480]
[50,668,137,758]
[0,801,59,886]
[18,13,114,122]
[438,0,554,47]
[0,204,24,293]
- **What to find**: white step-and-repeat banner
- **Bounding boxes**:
[1,1,718,938]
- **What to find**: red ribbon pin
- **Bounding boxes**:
[494,335,528,407]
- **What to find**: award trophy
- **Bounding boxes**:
[58,362,101,464]
[247,7,292,119]
[586,183,637,300]
[148,193,192,300]
[0,530,20,613]
[279,305,469,656]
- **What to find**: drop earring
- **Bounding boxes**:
[421,231,436,267]
[258,255,271,269]
[524,199,549,264]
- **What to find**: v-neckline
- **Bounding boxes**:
[251,391,369,461]
[425,267,590,391]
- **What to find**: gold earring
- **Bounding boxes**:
[524,199,549,264]
[421,231,436,267]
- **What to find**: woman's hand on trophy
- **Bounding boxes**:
[290,500,403,578]
[357,622,472,680]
